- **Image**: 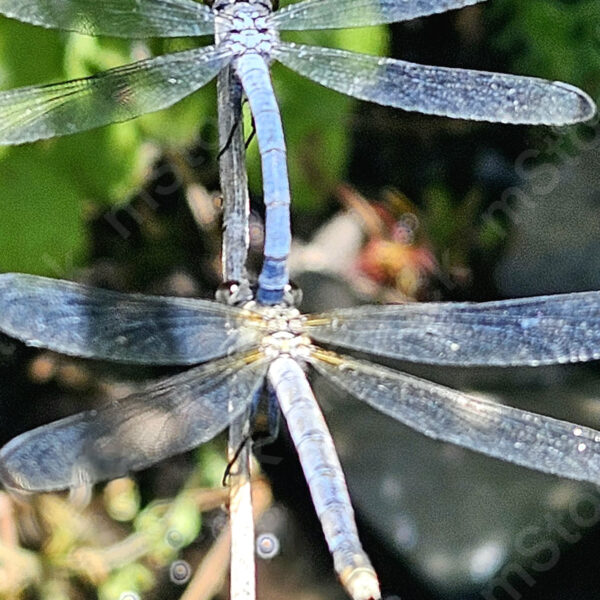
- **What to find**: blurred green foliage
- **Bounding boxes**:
[0,0,596,277]
[0,19,218,276]
[490,0,600,96]
[0,457,220,600]
[0,7,387,276]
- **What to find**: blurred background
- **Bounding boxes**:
[0,0,599,598]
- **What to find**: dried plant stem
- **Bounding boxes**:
[217,53,255,600]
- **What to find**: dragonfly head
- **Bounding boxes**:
[215,280,302,307]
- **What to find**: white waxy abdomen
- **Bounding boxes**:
[268,356,381,600]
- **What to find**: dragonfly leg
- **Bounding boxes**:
[222,435,252,486]
[217,97,249,159]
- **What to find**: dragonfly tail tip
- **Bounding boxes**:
[342,566,381,600]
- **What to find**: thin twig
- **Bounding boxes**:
[218,67,250,286]
[179,479,272,600]
[216,44,255,600]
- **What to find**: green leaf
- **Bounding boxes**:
[0,21,219,274]
[490,0,600,98]
[98,564,155,600]
[0,146,88,276]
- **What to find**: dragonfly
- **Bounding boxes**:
[3,275,600,599]
[0,0,596,305]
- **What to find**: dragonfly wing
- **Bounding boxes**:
[305,291,600,367]
[0,352,268,492]
[272,43,596,126]
[0,0,215,38]
[0,45,232,145]
[0,274,262,364]
[271,0,485,31]
[310,350,600,485]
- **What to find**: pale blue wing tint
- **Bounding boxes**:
[272,0,485,31]
[310,351,600,485]
[272,43,597,125]
[0,0,215,38]
[306,291,600,366]
[0,45,232,145]
[0,274,262,365]
[0,352,268,492]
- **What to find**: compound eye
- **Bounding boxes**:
[215,281,241,305]
[216,280,255,305]
[284,282,302,307]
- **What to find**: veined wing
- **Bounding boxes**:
[305,291,600,367]
[271,0,485,31]
[272,43,596,126]
[0,45,232,145]
[0,0,215,38]
[309,349,600,485]
[0,352,268,492]
[0,274,262,364]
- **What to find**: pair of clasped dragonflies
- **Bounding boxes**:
[0,0,599,598]
[0,0,596,303]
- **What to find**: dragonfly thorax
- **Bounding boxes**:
[246,304,312,359]
[214,1,278,57]
[260,329,312,361]
[248,303,304,333]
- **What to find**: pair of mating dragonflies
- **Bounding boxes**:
[0,0,598,598]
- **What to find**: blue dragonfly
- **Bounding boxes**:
[0,0,596,305]
[3,274,600,599]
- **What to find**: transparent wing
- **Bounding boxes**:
[0,352,268,492]
[272,43,596,126]
[0,274,262,364]
[271,0,485,31]
[0,45,232,145]
[310,349,600,485]
[305,291,600,367]
[0,0,215,38]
